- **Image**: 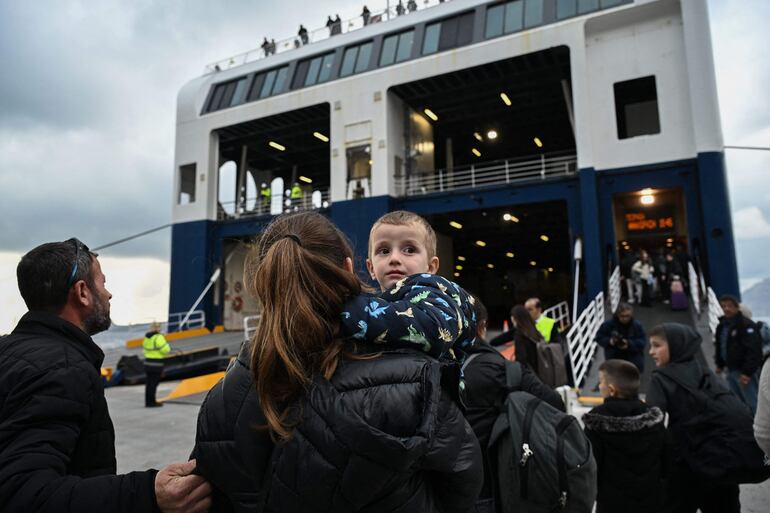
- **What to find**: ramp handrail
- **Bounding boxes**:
[243,314,261,342]
[608,266,621,315]
[166,310,206,333]
[566,291,605,387]
[395,153,577,196]
[543,301,571,333]
[688,262,701,314]
[706,287,723,335]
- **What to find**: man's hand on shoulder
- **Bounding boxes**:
[155,459,212,513]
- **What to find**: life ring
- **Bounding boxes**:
[232,296,243,312]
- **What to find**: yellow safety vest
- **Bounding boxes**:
[535,316,556,343]
[291,185,302,199]
[143,333,170,360]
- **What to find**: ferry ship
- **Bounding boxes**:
[169,0,738,333]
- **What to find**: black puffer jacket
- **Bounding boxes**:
[462,342,565,498]
[582,398,669,513]
[0,312,158,513]
[714,313,762,376]
[193,344,482,513]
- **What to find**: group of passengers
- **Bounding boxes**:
[1,209,769,513]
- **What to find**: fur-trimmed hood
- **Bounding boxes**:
[583,405,664,433]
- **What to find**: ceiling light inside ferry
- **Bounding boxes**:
[503,213,519,223]
[500,92,512,106]
[548,267,554,272]
[529,260,537,267]
[299,176,313,184]
[423,108,438,121]
[540,234,549,242]
[456,265,463,271]
[472,148,482,157]
[475,240,487,247]
[450,221,463,229]
[268,141,286,151]
[641,194,655,205]
[454,272,460,277]
[506,252,514,258]
[474,132,483,142]
[534,137,543,148]
[313,131,329,142]
[457,255,466,261]
[487,263,494,269]
[486,130,498,140]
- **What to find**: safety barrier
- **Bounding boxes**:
[218,188,330,220]
[706,287,723,335]
[608,266,621,315]
[687,262,701,315]
[243,314,261,342]
[543,301,571,333]
[566,292,605,387]
[167,310,206,333]
[396,153,576,196]
[204,0,452,73]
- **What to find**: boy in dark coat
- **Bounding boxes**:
[583,359,668,513]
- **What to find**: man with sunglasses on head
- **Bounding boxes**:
[0,239,212,513]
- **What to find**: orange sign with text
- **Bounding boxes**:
[625,211,674,233]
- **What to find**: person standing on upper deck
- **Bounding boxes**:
[297,24,308,45]
[361,5,371,25]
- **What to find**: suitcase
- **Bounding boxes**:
[671,280,688,310]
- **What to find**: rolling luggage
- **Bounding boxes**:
[670,278,688,311]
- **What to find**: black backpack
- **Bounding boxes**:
[662,370,770,484]
[487,360,596,513]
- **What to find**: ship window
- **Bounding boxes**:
[260,70,276,98]
[524,0,543,28]
[305,58,322,86]
[247,74,265,102]
[380,30,414,67]
[614,76,660,139]
[341,41,373,77]
[601,0,624,7]
[395,31,414,62]
[230,78,249,107]
[486,1,528,38]
[293,60,310,88]
[318,54,335,83]
[355,42,373,73]
[423,23,441,54]
[578,0,599,14]
[273,67,289,94]
[299,52,335,87]
[340,47,358,76]
[207,83,226,112]
[178,164,196,205]
[556,0,577,19]
[346,145,372,199]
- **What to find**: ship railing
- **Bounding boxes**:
[204,0,452,74]
[217,187,331,220]
[608,265,621,315]
[706,287,723,335]
[166,310,206,333]
[566,291,605,387]
[395,153,577,196]
[544,301,571,333]
[688,262,701,315]
[243,314,261,343]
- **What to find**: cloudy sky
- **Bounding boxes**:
[1,0,768,332]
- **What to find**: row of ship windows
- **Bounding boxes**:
[204,0,627,114]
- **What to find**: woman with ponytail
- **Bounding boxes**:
[192,212,482,513]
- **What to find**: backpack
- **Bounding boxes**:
[488,360,597,513]
[661,370,770,484]
[536,340,569,388]
[757,321,770,361]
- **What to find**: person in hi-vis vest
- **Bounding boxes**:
[525,297,563,347]
[143,321,170,407]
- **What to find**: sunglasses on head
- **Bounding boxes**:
[66,238,90,289]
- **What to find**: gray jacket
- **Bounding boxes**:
[755,361,770,456]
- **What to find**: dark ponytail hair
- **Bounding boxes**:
[249,212,363,441]
[511,304,543,343]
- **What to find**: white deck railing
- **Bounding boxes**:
[218,188,330,220]
[688,262,701,314]
[396,153,577,196]
[608,266,621,315]
[707,287,723,335]
[243,314,261,342]
[544,301,571,333]
[166,310,206,333]
[566,291,605,387]
[204,0,452,74]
